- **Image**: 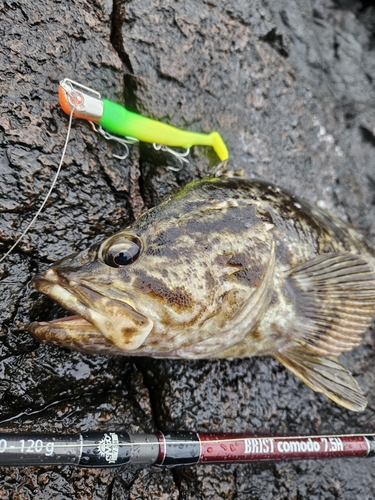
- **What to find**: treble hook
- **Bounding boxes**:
[153,143,190,168]
[89,122,139,160]
[89,122,190,167]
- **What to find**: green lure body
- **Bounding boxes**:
[99,99,228,161]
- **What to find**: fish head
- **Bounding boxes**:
[30,231,156,353]
[30,179,275,356]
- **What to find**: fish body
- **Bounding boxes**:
[30,177,375,411]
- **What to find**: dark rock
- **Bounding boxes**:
[1,0,375,498]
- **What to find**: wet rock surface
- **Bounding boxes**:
[1,0,375,498]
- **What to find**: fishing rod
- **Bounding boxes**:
[0,430,373,468]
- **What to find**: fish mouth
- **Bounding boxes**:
[29,270,153,353]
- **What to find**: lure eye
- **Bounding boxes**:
[103,236,142,268]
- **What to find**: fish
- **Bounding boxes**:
[29,176,375,411]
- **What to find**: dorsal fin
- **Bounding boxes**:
[287,252,375,356]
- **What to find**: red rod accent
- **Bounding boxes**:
[155,430,166,465]
[198,433,370,463]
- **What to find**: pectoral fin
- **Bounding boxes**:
[287,252,375,356]
[274,344,367,411]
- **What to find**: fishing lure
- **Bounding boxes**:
[0,79,228,264]
[58,78,229,162]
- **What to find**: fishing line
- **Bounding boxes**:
[0,106,76,264]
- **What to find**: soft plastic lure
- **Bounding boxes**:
[58,78,229,161]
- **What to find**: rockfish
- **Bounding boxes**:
[30,177,375,411]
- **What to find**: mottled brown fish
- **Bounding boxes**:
[29,177,375,411]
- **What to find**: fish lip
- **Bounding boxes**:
[31,274,138,324]
[30,275,103,339]
[31,276,96,325]
[30,273,153,351]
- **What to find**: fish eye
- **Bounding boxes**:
[102,235,142,268]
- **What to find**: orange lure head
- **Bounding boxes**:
[58,78,103,122]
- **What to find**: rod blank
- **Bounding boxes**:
[0,431,373,468]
